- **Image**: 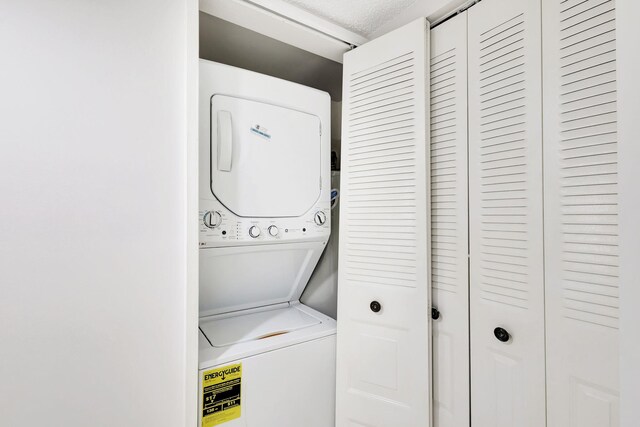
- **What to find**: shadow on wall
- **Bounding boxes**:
[199,12,343,101]
[301,170,340,319]
[301,100,342,319]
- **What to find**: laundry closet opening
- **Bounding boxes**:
[197,9,344,427]
[199,11,343,320]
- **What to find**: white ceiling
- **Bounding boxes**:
[279,0,420,37]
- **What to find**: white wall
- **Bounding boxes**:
[0,1,198,426]
[616,2,640,426]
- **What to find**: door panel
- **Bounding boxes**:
[542,0,620,425]
[336,18,431,427]
[210,95,321,217]
[430,11,470,427]
[468,0,546,425]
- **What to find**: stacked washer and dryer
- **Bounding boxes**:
[198,60,336,427]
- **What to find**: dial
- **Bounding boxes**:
[314,211,327,226]
[268,225,279,237]
[249,226,261,238]
[203,211,222,228]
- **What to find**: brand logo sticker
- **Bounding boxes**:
[250,124,271,140]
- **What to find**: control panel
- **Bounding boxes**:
[199,197,331,248]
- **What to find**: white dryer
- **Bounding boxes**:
[198,59,336,427]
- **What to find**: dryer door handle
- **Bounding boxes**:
[217,110,233,172]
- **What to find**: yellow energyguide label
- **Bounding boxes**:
[201,363,242,427]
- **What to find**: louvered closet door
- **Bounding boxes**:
[542,0,620,425]
[430,12,469,427]
[336,18,431,427]
[467,0,545,425]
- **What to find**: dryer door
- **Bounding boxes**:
[210,95,321,218]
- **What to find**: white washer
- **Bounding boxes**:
[198,59,335,427]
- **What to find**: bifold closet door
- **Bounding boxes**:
[542,0,620,425]
[336,18,431,427]
[468,0,545,425]
[430,12,469,427]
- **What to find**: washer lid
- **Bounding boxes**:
[199,305,321,348]
[210,95,321,218]
[199,241,326,317]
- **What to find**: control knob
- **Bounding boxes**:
[268,225,279,237]
[249,226,261,238]
[314,211,327,226]
[203,211,222,228]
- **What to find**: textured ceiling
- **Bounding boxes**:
[279,0,419,37]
